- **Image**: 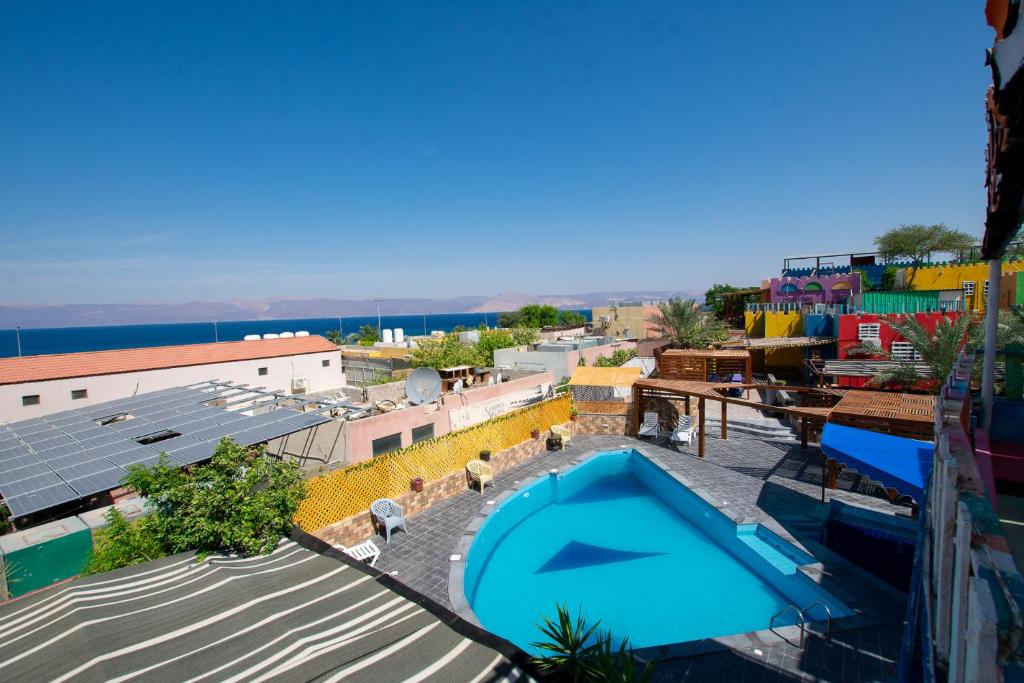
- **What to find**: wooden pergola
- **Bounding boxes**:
[632,378,836,457]
[657,349,752,397]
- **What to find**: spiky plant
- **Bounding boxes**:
[531,604,657,682]
[872,314,975,391]
[531,604,602,681]
[647,298,730,349]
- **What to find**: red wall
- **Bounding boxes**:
[836,312,963,388]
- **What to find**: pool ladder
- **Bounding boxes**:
[769,601,833,648]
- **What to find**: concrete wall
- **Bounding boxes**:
[1,349,343,423]
[494,341,637,381]
[289,371,557,467]
[591,305,661,339]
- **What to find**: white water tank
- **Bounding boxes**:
[243,334,261,341]
[279,331,295,339]
[263,333,280,340]
[295,330,310,337]
[382,329,394,343]
[394,328,404,343]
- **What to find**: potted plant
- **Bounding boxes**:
[480,449,491,462]
[570,406,578,422]
[531,427,541,439]
[411,477,424,493]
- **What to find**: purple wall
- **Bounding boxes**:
[769,273,861,305]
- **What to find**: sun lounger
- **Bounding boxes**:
[670,415,696,445]
[334,541,381,567]
[638,411,659,438]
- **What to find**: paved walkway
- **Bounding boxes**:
[373,429,909,682]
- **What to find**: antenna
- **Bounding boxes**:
[406,367,443,405]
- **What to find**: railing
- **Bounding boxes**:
[902,353,1024,682]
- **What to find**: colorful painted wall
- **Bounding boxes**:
[902,259,1024,312]
[836,312,964,387]
[768,273,861,305]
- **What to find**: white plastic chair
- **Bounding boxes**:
[551,424,572,448]
[670,415,696,446]
[466,459,494,494]
[638,411,659,438]
[370,498,408,543]
[333,541,381,567]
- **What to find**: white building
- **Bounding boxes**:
[0,337,343,422]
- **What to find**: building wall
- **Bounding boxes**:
[0,350,343,423]
[591,305,660,339]
[836,312,963,387]
[337,371,555,465]
[493,341,637,380]
[764,311,805,368]
[768,273,861,305]
[903,259,1024,312]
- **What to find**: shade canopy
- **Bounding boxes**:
[821,423,934,500]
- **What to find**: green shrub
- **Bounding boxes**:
[85,508,165,575]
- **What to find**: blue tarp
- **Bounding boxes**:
[821,423,935,501]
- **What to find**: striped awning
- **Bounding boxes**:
[0,535,534,682]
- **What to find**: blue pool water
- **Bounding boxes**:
[464,449,849,651]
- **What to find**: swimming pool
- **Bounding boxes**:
[462,449,850,652]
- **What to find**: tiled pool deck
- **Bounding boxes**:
[371,430,910,682]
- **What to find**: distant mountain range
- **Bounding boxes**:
[0,290,700,328]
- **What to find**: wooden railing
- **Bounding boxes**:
[905,354,1023,682]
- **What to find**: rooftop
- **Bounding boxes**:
[0,336,339,385]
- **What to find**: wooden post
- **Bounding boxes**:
[800,416,808,448]
[632,385,643,436]
[698,397,706,457]
[685,395,691,416]
[827,459,838,489]
[721,400,728,440]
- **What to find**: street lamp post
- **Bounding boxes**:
[15,326,22,357]
[375,298,383,337]
[213,321,219,343]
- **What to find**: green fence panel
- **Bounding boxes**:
[0,517,93,597]
[1006,344,1024,402]
[860,291,943,314]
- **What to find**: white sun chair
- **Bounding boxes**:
[370,498,408,543]
[670,415,696,446]
[551,424,572,448]
[638,411,660,438]
[466,459,494,494]
[333,541,381,567]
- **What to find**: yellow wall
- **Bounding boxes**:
[763,312,804,368]
[906,260,1024,312]
[744,311,765,337]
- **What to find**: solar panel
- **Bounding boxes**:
[66,470,130,497]
[0,386,326,518]
[4,484,79,517]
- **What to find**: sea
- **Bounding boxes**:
[0,310,592,358]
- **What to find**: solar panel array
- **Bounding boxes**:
[0,386,330,518]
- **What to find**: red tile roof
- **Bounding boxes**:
[0,336,339,385]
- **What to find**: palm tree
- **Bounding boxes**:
[647,298,730,348]
[871,314,975,391]
[356,324,381,346]
[324,330,343,345]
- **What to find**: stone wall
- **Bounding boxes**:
[312,427,560,547]
[574,413,632,436]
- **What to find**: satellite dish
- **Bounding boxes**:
[406,368,442,405]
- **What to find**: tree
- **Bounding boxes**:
[594,349,637,367]
[647,298,730,348]
[498,310,522,328]
[558,310,588,326]
[704,284,740,319]
[518,304,560,328]
[123,438,306,556]
[356,324,381,346]
[870,314,975,391]
[324,330,343,345]
[411,333,483,369]
[85,508,166,574]
[874,224,976,288]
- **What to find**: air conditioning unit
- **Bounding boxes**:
[291,377,309,393]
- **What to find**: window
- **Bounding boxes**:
[984,280,990,298]
[412,424,435,444]
[258,367,268,376]
[71,389,88,400]
[322,359,330,368]
[963,281,975,297]
[890,342,922,362]
[372,433,403,457]
[857,323,881,348]
[21,395,40,407]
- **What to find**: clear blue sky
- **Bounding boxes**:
[0,2,993,305]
